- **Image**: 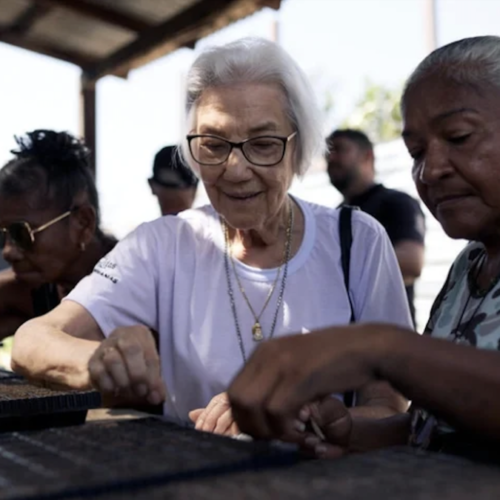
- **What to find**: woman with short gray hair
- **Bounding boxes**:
[181,37,322,176]
[12,38,411,434]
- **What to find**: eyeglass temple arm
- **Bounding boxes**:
[32,211,73,235]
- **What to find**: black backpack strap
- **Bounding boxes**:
[339,206,357,323]
[339,205,358,408]
[31,283,60,317]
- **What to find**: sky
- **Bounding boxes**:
[1,0,500,236]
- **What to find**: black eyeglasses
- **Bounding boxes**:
[186,132,297,167]
[0,210,74,252]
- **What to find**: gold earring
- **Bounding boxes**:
[80,242,86,252]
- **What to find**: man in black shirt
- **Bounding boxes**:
[326,129,425,325]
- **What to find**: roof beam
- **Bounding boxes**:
[34,0,153,32]
[83,0,247,81]
[1,3,50,36]
[256,0,281,8]
[0,32,96,67]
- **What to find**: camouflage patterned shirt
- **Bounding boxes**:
[410,242,500,449]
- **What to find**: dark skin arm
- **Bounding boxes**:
[381,328,500,439]
[292,381,409,458]
[0,268,34,341]
[354,380,408,417]
[382,193,425,286]
[228,324,500,445]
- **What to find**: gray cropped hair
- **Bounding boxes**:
[180,37,324,176]
[402,35,500,110]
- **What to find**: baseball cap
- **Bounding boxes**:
[150,146,198,189]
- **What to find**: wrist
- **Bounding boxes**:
[369,324,414,383]
[50,339,98,390]
[348,413,411,452]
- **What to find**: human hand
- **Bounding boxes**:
[300,397,352,459]
[228,325,383,439]
[188,392,240,436]
[88,325,166,405]
[189,391,309,440]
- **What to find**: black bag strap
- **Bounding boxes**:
[339,205,358,408]
[31,283,60,317]
[339,205,357,323]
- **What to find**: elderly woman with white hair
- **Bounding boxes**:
[11,38,411,433]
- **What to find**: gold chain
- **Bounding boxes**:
[229,245,282,328]
[222,200,294,342]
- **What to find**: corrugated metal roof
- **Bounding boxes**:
[0,0,281,80]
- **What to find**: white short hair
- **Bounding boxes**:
[402,35,500,111]
[179,37,324,176]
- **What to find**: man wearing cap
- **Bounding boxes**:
[148,145,199,216]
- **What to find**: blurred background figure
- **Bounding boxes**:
[148,145,199,216]
[326,129,426,325]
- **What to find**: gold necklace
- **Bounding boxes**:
[222,201,294,343]
[230,241,283,341]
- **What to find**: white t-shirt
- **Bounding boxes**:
[67,197,412,422]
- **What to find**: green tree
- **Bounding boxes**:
[342,81,403,143]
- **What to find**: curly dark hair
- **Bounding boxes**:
[0,130,102,230]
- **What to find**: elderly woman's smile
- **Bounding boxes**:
[222,191,263,201]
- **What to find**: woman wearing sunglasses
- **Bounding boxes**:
[0,130,116,341]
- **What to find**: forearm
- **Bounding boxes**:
[12,319,99,390]
[354,380,409,417]
[395,241,424,284]
[347,385,409,452]
[398,263,420,286]
[349,413,411,452]
[350,405,401,420]
[378,327,500,440]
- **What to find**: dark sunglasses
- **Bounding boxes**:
[0,210,74,252]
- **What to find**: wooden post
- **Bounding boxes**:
[80,74,97,177]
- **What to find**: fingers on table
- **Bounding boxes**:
[195,396,235,435]
[89,330,164,403]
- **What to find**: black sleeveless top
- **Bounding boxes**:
[30,235,117,317]
[31,283,60,317]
